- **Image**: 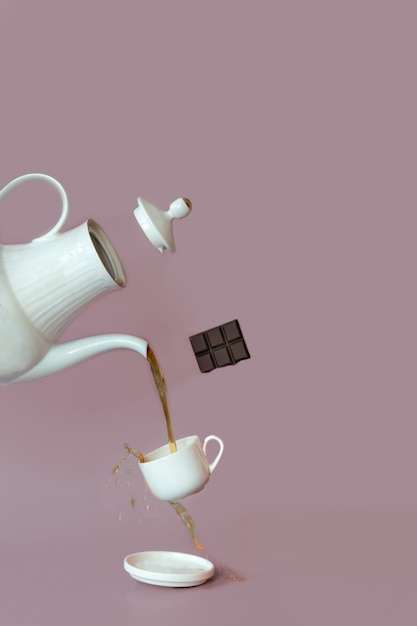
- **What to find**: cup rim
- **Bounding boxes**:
[141,435,200,464]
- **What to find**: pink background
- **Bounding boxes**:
[1,1,416,624]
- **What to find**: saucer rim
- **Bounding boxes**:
[124,550,215,588]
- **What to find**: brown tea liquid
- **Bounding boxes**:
[111,346,204,549]
[169,501,204,551]
[147,346,177,453]
[112,346,243,578]
[146,347,206,548]
[112,445,204,550]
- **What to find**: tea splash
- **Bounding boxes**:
[111,346,206,548]
[112,444,144,476]
[112,444,204,550]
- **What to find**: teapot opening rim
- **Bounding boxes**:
[88,219,126,287]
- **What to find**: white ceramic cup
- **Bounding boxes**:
[138,435,224,501]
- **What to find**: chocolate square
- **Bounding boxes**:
[213,346,232,367]
[229,340,250,362]
[222,320,241,342]
[206,327,224,347]
[196,352,215,373]
[190,333,208,354]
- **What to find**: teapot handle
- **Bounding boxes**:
[0,173,69,241]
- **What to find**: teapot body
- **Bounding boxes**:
[0,173,155,385]
[0,265,50,382]
[0,220,126,383]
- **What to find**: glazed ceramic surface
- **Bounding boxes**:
[138,435,224,501]
[124,551,215,587]
[0,173,149,383]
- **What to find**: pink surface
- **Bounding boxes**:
[1,1,416,624]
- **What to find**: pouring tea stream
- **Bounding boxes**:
[1,175,227,568]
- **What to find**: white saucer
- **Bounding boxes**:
[124,551,215,587]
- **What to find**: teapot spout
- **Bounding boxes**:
[12,334,148,383]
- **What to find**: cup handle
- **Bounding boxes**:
[203,435,224,473]
[0,173,69,241]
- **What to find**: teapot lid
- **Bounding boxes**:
[134,197,192,253]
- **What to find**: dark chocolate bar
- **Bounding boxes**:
[189,319,250,373]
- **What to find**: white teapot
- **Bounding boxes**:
[0,173,191,384]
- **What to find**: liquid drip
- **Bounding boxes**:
[147,346,177,453]
[169,501,204,551]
